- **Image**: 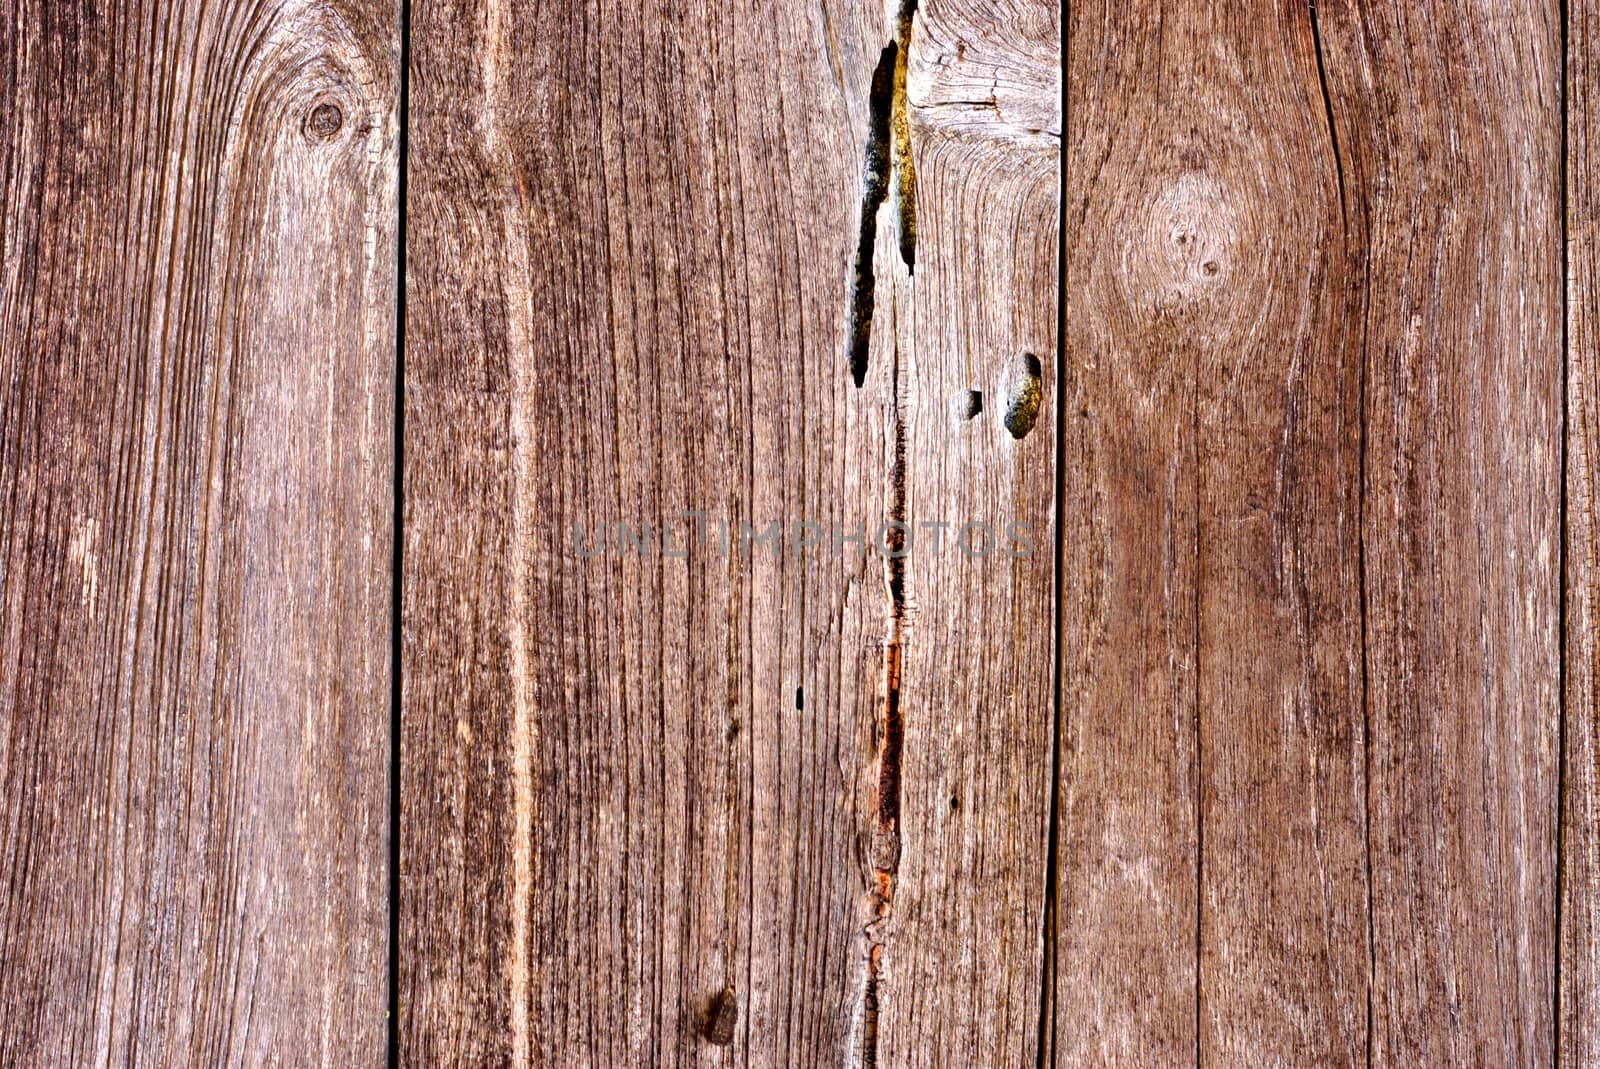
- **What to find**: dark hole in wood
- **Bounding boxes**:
[704,986,738,1045]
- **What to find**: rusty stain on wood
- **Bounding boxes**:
[890,0,920,272]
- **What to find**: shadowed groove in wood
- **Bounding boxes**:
[1562,0,1600,1061]
[848,0,920,390]
[848,41,899,389]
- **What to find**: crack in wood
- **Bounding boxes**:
[847,43,898,388]
[847,6,918,1054]
[856,326,910,1069]
[891,0,919,272]
[846,0,919,387]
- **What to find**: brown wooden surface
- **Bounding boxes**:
[1059,2,1368,1063]
[1566,0,1600,1061]
[1326,4,1562,1063]
[1061,0,1563,1065]
[0,0,397,1064]
[402,0,1059,1064]
[9,0,1600,1065]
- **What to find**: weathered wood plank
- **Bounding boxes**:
[1564,0,1600,1059]
[1315,3,1562,1062]
[881,1,1059,1064]
[403,0,868,1062]
[402,0,1058,1063]
[1057,4,1204,1060]
[1060,0,1560,1064]
[0,0,397,1064]
[1186,8,1369,1065]
[1061,4,1369,1064]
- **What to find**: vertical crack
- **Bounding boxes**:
[847,5,918,1061]
[891,0,919,272]
[848,43,899,388]
[389,0,409,1063]
[1308,0,1347,235]
[1037,11,1068,1066]
[858,330,908,1069]
[846,0,919,387]
[1554,0,1571,1062]
[1306,2,1375,1063]
[1310,2,1379,1062]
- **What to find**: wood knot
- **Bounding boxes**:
[305,100,345,141]
[1119,172,1242,310]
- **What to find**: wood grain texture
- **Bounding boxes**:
[1564,0,1600,1059]
[887,1,1059,1063]
[1184,7,1369,1066]
[0,0,397,1064]
[1058,3,1201,1060]
[1061,3,1366,1063]
[401,0,1058,1064]
[1315,3,1562,1063]
[1060,0,1560,1064]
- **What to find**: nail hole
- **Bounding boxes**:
[962,389,983,419]
[795,686,804,710]
[949,795,960,811]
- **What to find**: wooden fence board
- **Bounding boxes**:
[402,0,1059,1064]
[4,1,1591,1064]
[1057,3,1202,1062]
[1060,0,1561,1065]
[1316,4,1562,1063]
[0,0,397,1064]
[1564,0,1600,1060]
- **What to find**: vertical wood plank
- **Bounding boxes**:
[1062,0,1561,1064]
[403,0,874,1063]
[403,0,1058,1064]
[881,0,1059,1064]
[1061,2,1368,1063]
[1058,4,1203,1060]
[1564,0,1600,1059]
[0,0,397,1064]
[1187,7,1370,1066]
[1313,2,1563,1063]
